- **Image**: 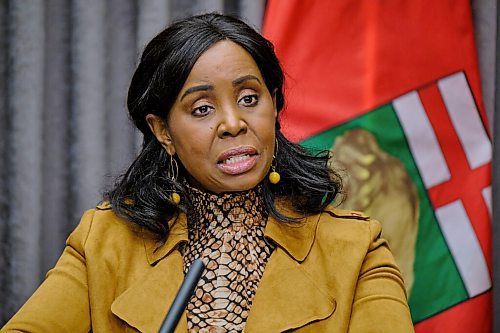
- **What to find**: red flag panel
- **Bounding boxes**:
[263,0,486,141]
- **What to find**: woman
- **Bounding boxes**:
[2,13,414,332]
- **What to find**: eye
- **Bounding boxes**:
[192,105,214,117]
[238,94,258,107]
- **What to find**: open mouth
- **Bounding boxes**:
[221,154,253,165]
[217,147,258,175]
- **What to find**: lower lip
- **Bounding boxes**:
[217,155,258,175]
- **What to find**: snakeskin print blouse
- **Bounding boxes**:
[181,185,274,332]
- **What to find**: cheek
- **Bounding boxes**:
[175,136,210,163]
[169,124,214,173]
[260,115,277,150]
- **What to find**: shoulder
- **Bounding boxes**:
[301,206,388,284]
[90,201,140,231]
[67,201,143,252]
[313,205,382,250]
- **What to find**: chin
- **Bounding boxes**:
[220,174,265,193]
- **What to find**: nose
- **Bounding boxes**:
[217,104,247,138]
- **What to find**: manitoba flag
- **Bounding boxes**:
[301,71,492,329]
[263,1,492,332]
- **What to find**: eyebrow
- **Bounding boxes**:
[180,75,262,101]
[232,75,261,86]
[180,84,213,101]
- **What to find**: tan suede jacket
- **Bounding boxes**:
[2,203,414,332]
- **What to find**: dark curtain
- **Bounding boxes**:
[0,0,265,323]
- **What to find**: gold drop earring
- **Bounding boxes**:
[269,139,281,184]
[169,155,181,205]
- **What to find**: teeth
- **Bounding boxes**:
[224,154,250,164]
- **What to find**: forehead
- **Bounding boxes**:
[185,40,263,82]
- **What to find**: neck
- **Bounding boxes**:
[186,184,267,230]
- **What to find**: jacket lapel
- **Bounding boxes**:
[111,213,189,333]
[246,212,337,332]
[111,209,336,332]
[111,253,186,333]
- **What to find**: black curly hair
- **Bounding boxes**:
[104,13,343,238]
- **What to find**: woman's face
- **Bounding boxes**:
[148,40,277,193]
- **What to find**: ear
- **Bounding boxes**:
[145,114,176,155]
[272,89,278,118]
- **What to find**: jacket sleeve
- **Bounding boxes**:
[1,210,95,333]
[348,219,415,333]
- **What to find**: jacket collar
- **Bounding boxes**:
[144,204,320,265]
[144,212,188,265]
[113,207,335,333]
[111,251,187,333]
[245,207,336,331]
[263,205,320,262]
[246,244,336,332]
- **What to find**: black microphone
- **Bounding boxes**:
[158,258,205,333]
